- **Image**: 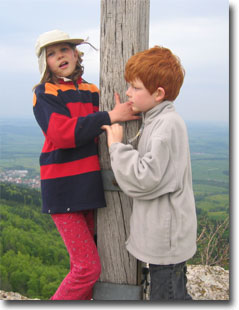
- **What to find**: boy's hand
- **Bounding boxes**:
[101,123,123,148]
[108,93,140,124]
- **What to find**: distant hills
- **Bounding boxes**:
[0,118,229,299]
[0,118,229,220]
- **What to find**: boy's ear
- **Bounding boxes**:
[155,87,165,102]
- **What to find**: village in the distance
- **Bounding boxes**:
[0,169,40,189]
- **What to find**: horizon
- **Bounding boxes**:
[0,115,230,128]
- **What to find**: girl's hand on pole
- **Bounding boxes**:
[108,93,140,124]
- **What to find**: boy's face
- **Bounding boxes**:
[46,43,78,78]
[126,79,159,113]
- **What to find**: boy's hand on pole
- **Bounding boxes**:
[101,124,123,148]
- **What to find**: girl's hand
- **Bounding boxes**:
[101,123,123,147]
[108,93,140,124]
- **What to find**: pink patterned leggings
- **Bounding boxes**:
[50,210,101,300]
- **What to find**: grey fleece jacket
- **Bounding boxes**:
[109,101,197,265]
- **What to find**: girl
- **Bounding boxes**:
[33,29,139,300]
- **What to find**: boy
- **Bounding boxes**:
[102,46,197,300]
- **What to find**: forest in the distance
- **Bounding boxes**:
[0,119,229,299]
[0,182,229,299]
[0,183,69,299]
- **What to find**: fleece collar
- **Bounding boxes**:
[144,101,175,125]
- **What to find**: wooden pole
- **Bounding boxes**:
[97,0,150,288]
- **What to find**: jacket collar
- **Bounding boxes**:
[144,101,175,124]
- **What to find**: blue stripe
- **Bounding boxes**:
[41,171,106,214]
[40,140,98,166]
[58,89,99,106]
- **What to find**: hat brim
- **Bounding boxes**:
[38,38,84,56]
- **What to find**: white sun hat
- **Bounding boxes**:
[35,29,84,79]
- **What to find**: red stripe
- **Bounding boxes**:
[42,138,59,153]
[47,113,77,149]
[66,102,93,117]
[41,155,100,180]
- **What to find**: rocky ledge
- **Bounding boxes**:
[187,265,229,300]
[0,290,39,300]
[0,264,229,301]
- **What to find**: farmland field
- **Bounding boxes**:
[187,122,229,219]
[0,118,229,219]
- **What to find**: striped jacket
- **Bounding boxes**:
[33,78,110,214]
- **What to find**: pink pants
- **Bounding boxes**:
[50,210,101,300]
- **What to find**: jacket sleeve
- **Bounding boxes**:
[109,137,178,200]
[33,85,111,149]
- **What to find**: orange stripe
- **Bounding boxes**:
[45,82,99,96]
[33,93,37,106]
[45,83,58,96]
[41,155,100,180]
[79,83,99,92]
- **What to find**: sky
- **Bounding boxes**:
[0,0,231,124]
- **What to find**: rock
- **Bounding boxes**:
[187,265,229,300]
[0,290,39,300]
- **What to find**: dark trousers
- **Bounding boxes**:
[149,261,192,301]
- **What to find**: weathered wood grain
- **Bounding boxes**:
[97,0,149,285]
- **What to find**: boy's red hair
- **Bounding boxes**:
[124,46,185,101]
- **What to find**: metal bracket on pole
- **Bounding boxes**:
[93,282,142,300]
[101,169,122,192]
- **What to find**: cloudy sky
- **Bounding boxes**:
[0,0,231,124]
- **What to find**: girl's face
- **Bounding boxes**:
[46,43,78,78]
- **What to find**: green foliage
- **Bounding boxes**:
[189,214,229,269]
[0,121,230,297]
[195,191,229,220]
[0,183,41,206]
[0,183,69,299]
